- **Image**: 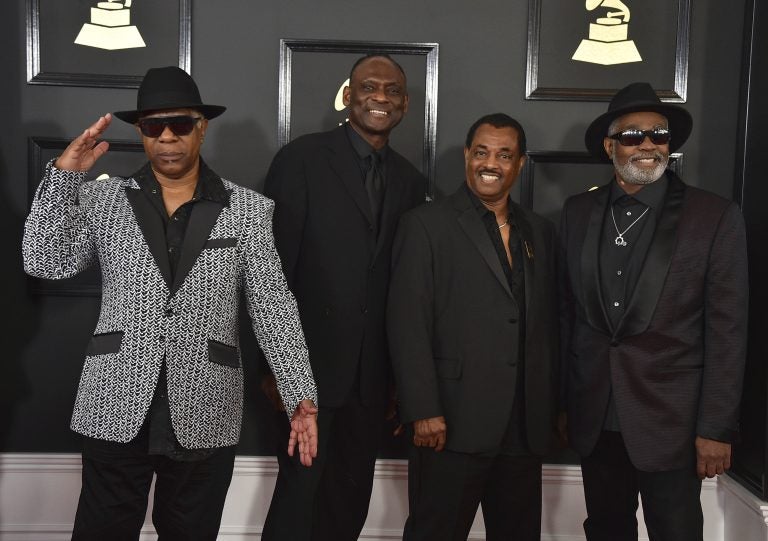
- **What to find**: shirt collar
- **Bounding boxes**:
[611,171,668,210]
[464,183,515,220]
[345,122,389,162]
[132,158,230,206]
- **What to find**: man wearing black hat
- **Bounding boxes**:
[560,81,748,540]
[22,66,319,540]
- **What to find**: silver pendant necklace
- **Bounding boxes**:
[611,205,649,247]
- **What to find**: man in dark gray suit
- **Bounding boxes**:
[387,113,559,540]
[560,82,748,541]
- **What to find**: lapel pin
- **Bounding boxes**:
[524,240,534,260]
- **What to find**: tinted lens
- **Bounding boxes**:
[138,116,199,137]
[613,129,671,146]
[648,129,671,145]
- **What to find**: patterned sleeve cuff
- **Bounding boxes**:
[35,159,88,202]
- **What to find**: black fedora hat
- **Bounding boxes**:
[585,82,692,159]
[114,66,226,124]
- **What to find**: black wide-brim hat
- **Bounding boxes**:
[114,66,226,124]
[585,82,693,159]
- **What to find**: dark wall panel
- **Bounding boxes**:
[1,0,748,460]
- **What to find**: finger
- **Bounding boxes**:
[287,429,298,457]
[706,462,717,478]
[696,460,706,480]
[91,141,110,162]
[86,114,112,139]
[435,433,446,452]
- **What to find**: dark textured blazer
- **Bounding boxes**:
[560,171,748,471]
[387,186,559,455]
[264,124,426,408]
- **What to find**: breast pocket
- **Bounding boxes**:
[85,331,124,356]
[204,237,238,249]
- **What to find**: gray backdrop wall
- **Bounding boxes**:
[0,0,748,459]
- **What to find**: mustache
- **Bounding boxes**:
[629,151,666,163]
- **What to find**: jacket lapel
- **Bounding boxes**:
[580,183,612,334]
[513,204,535,319]
[125,165,173,287]
[454,188,513,299]
[170,167,229,297]
[613,172,685,338]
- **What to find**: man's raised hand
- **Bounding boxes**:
[55,114,112,172]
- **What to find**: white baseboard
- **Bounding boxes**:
[0,453,737,540]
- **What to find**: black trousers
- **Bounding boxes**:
[581,431,703,541]
[71,435,236,541]
[262,394,384,541]
[403,445,542,541]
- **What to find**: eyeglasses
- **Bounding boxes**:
[137,116,203,138]
[608,128,671,146]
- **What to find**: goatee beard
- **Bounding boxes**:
[612,150,668,185]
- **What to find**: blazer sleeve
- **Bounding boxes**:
[697,202,748,442]
[22,159,97,279]
[263,144,307,290]
[242,198,317,416]
[386,211,443,424]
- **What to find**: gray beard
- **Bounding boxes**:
[612,149,668,185]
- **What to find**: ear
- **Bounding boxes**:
[516,154,527,176]
[402,93,410,114]
[342,86,351,107]
[463,145,470,165]
[603,137,613,159]
[200,118,209,137]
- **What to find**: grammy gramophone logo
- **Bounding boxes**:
[74,0,146,51]
[572,0,642,65]
[334,78,351,125]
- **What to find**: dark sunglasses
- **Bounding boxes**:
[608,128,671,146]
[137,116,203,138]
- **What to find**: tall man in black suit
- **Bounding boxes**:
[261,54,426,540]
[387,113,559,540]
[560,82,748,541]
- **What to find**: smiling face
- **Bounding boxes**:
[604,111,670,190]
[464,124,526,205]
[343,56,408,149]
[138,107,208,182]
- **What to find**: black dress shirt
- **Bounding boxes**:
[465,186,530,455]
[346,123,388,228]
[136,161,230,460]
[599,175,667,431]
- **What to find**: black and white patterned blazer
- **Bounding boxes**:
[23,160,316,449]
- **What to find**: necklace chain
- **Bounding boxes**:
[498,220,509,230]
[611,205,649,247]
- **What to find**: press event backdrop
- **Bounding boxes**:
[0,0,753,469]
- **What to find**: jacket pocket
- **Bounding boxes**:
[435,358,462,379]
[204,237,238,249]
[85,331,124,356]
[208,339,240,368]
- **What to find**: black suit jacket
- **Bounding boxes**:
[264,125,426,408]
[561,171,748,471]
[387,186,559,455]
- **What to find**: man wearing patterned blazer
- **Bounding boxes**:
[22,66,318,541]
[560,82,748,540]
